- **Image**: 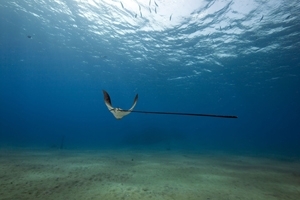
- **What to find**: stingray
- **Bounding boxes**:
[103,90,138,120]
[102,90,238,120]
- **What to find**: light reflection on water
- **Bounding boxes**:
[2,0,300,81]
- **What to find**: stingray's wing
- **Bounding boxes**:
[102,90,114,111]
[128,94,138,111]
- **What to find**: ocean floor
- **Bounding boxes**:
[0,149,299,200]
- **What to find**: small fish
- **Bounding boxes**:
[154,1,158,7]
[169,14,172,21]
[120,2,124,9]
[219,26,221,31]
[134,14,137,18]
[139,5,141,11]
[155,7,157,14]
[229,24,232,29]
[149,0,151,6]
[149,8,151,13]
[285,15,291,20]
[27,35,32,39]
[140,11,142,17]
[260,15,264,22]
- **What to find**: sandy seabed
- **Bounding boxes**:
[0,149,299,200]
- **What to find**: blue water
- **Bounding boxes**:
[1,0,300,155]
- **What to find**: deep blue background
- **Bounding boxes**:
[1,0,300,156]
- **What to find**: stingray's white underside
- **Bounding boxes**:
[107,108,132,120]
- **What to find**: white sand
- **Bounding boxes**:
[0,149,299,200]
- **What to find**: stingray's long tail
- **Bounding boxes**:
[124,110,238,119]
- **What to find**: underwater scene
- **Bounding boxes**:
[0,0,300,199]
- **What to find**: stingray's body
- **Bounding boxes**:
[103,90,138,119]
